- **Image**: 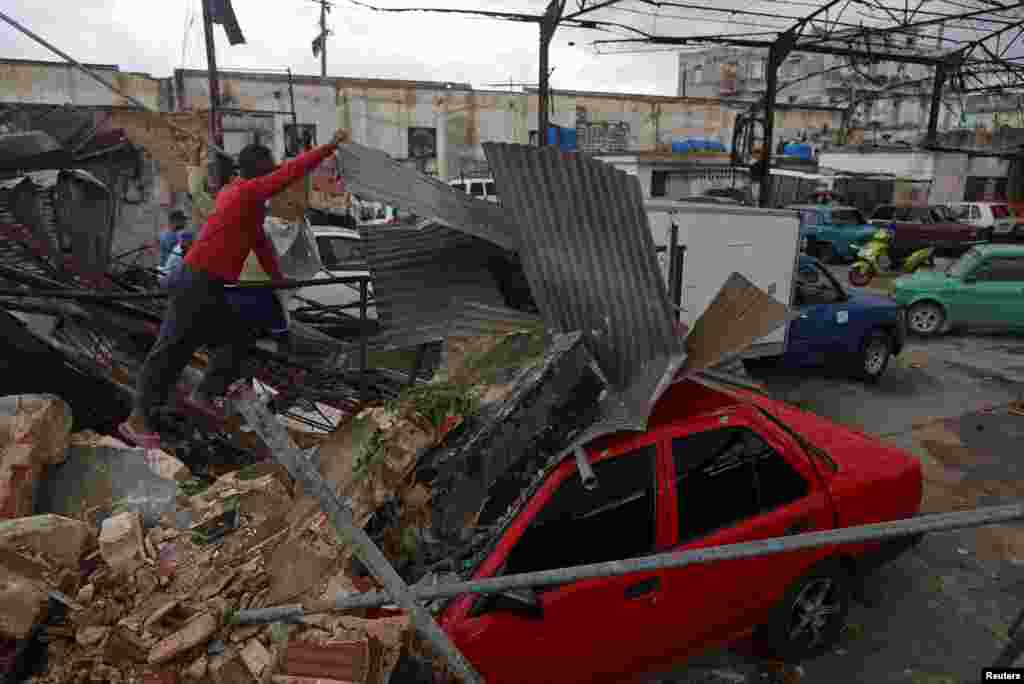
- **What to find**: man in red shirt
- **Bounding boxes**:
[120,129,349,447]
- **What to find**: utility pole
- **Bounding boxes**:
[537,0,564,147]
[319,0,329,78]
[200,0,223,191]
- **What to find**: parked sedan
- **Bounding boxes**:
[790,204,878,263]
[746,256,905,381]
[893,244,1024,336]
[870,204,990,259]
[441,377,923,683]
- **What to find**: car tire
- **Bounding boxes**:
[755,560,852,663]
[858,330,891,382]
[907,301,946,337]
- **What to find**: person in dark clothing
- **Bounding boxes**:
[119,129,350,448]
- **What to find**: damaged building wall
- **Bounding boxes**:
[0,59,161,109]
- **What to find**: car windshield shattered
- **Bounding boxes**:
[947,247,984,278]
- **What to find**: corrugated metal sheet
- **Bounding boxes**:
[335,143,519,252]
[359,222,533,350]
[483,142,682,390]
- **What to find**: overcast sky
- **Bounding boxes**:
[0,0,684,95]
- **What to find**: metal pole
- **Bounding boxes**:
[234,502,1024,625]
[320,0,328,78]
[359,278,369,399]
[926,62,947,148]
[201,0,224,192]
[760,45,779,208]
[287,68,298,128]
[230,388,483,683]
[537,1,562,147]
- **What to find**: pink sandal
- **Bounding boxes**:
[118,421,162,449]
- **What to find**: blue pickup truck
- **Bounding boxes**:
[790,204,880,264]
[745,256,906,381]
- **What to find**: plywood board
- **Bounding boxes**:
[683,272,793,373]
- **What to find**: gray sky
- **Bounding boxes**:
[0,0,683,95]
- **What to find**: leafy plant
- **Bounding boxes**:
[178,478,209,498]
[388,382,481,429]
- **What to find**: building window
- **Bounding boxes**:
[750,59,764,80]
[651,171,668,198]
[408,127,437,160]
[284,124,317,158]
[693,65,704,84]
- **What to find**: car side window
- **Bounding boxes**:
[673,427,808,543]
[795,263,841,306]
[502,445,658,581]
[972,257,1024,283]
[485,182,496,197]
[873,206,893,221]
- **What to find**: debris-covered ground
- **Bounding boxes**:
[656,317,1024,683]
[0,319,593,683]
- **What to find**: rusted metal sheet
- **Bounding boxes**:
[335,143,519,252]
[483,142,682,390]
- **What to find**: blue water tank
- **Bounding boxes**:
[547,126,560,146]
[559,127,577,152]
[784,143,813,160]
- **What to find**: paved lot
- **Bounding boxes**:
[657,262,1024,684]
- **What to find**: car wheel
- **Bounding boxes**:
[755,560,852,662]
[907,301,946,337]
[858,330,891,382]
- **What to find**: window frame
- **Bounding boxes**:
[662,410,821,548]
[970,256,1024,283]
[488,435,669,589]
[316,235,366,271]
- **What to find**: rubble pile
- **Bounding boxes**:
[0,322,565,683]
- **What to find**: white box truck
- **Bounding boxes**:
[645,200,800,359]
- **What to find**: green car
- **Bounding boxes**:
[893,244,1024,336]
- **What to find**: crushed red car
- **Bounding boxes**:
[440,378,923,683]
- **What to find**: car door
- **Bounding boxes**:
[447,442,674,684]
[785,260,848,366]
[659,413,836,657]
[962,256,1024,327]
[304,234,372,314]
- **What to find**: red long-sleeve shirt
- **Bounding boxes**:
[184,143,337,282]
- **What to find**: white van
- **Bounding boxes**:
[950,201,1016,238]
[448,177,498,203]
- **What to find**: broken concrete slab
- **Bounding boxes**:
[148,612,219,665]
[240,638,271,679]
[0,395,73,519]
[99,511,147,576]
[265,538,335,605]
[0,565,48,639]
[0,514,94,569]
[36,444,179,528]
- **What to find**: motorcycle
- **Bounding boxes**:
[848,226,934,287]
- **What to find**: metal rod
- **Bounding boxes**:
[230,388,483,683]
[0,275,374,301]
[574,446,598,490]
[0,9,227,157]
[925,62,947,147]
[200,0,224,191]
[233,502,1024,625]
[760,45,780,209]
[359,279,369,399]
[287,68,298,128]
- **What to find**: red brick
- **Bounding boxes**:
[283,640,369,681]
